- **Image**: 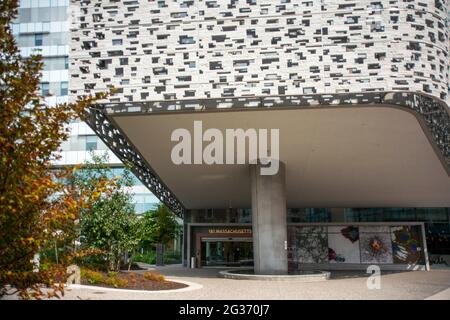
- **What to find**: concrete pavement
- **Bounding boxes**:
[55,265,450,300]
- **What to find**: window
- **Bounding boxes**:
[64,57,69,70]
[43,57,68,71]
[120,58,128,65]
[85,136,97,151]
[41,82,50,96]
[303,87,316,94]
[209,61,222,70]
[171,12,188,18]
[115,67,123,76]
[179,35,195,44]
[98,59,111,70]
[212,35,226,42]
[60,82,68,96]
[112,39,122,46]
[35,33,43,46]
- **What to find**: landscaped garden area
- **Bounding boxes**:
[79,269,187,291]
[0,4,183,295]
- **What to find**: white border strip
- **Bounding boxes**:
[67,278,202,294]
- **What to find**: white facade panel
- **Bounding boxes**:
[69,0,449,105]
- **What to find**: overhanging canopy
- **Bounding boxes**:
[111,106,450,208]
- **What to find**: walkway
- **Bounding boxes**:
[57,265,450,300]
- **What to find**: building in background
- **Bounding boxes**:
[11,0,160,214]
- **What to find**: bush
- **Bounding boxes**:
[143,271,165,282]
[74,251,109,272]
[104,275,128,288]
[81,268,130,288]
[131,251,181,265]
[81,268,104,285]
[131,252,156,264]
[164,251,181,264]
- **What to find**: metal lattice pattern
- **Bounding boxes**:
[85,109,185,217]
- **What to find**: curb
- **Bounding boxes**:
[218,269,331,281]
[67,278,202,294]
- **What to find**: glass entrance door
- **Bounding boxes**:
[201,238,253,267]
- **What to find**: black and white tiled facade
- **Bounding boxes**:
[70,0,450,214]
[69,0,449,105]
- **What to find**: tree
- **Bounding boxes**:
[0,0,109,299]
[76,153,142,272]
[140,204,181,250]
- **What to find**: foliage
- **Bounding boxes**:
[80,268,128,287]
[140,204,181,249]
[79,268,168,289]
[0,0,110,299]
[104,274,128,288]
[80,268,104,285]
[131,251,181,265]
[131,252,156,264]
[79,268,128,288]
[164,251,182,264]
[77,154,142,272]
[142,271,165,282]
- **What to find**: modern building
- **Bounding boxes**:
[12,0,160,214]
[69,0,450,273]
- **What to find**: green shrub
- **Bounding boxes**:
[104,276,128,288]
[81,268,104,285]
[76,254,109,272]
[131,252,156,264]
[81,268,131,288]
[143,271,165,282]
[131,251,181,265]
[164,251,181,264]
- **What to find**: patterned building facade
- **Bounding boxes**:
[69,0,449,105]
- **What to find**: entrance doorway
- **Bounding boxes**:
[200,238,253,267]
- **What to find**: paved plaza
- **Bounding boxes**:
[54,265,450,300]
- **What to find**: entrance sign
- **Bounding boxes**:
[208,228,252,234]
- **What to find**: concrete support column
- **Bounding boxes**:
[250,161,288,274]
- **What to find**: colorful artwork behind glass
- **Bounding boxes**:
[288,224,426,269]
[391,226,424,264]
[290,226,328,264]
[360,226,393,264]
[328,226,361,263]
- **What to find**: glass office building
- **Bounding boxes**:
[12,0,160,214]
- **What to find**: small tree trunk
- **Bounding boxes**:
[127,251,133,271]
[108,246,115,271]
[54,241,58,264]
[116,257,121,272]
